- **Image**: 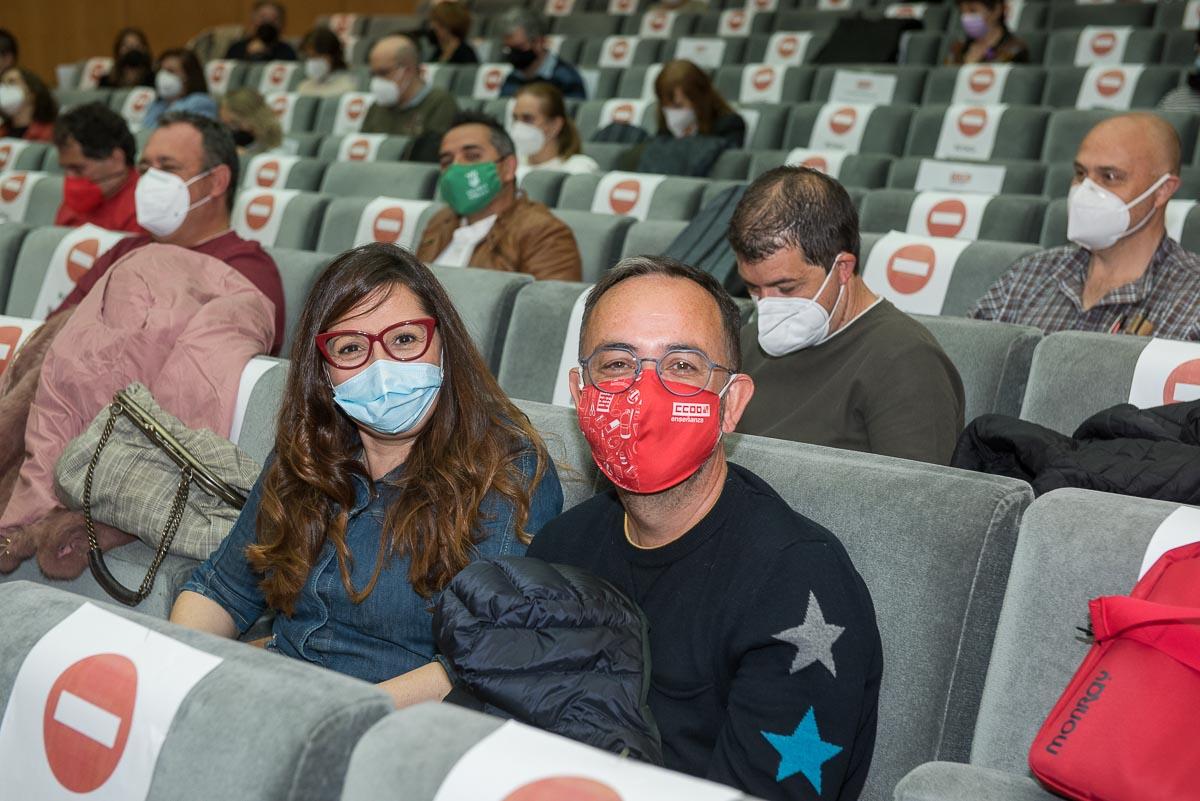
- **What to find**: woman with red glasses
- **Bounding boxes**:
[171,243,562,702]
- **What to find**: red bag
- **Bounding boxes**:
[1028,541,1200,801]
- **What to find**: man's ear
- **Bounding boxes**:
[208,163,232,202]
[499,152,519,184]
[568,367,584,407]
[835,252,857,285]
[1154,174,1181,210]
[720,373,755,434]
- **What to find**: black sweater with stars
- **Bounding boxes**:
[528,462,882,801]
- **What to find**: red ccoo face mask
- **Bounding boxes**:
[577,371,725,494]
[63,175,106,213]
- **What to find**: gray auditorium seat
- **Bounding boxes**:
[1043,28,1165,67]
[709,149,751,180]
[235,191,330,251]
[497,280,590,404]
[556,173,707,221]
[783,103,916,156]
[0,140,50,172]
[428,265,532,372]
[485,399,1034,801]
[519,170,569,206]
[859,189,1047,244]
[0,580,392,801]
[887,158,1047,196]
[0,222,31,311]
[1042,109,1200,164]
[619,218,689,259]
[265,248,332,353]
[896,489,1186,801]
[314,197,443,254]
[913,315,1041,421]
[1019,332,1157,435]
[319,162,440,200]
[904,105,1050,162]
[316,134,413,162]
[749,150,893,188]
[6,226,72,316]
[241,156,328,192]
[736,103,790,150]
[1041,66,1184,110]
[810,65,929,104]
[714,65,815,104]
[577,35,663,66]
[1163,29,1198,66]
[341,703,768,801]
[1037,197,1068,247]
[1047,2,1155,29]
[551,210,634,283]
[25,175,66,227]
[921,66,1046,106]
[552,11,625,37]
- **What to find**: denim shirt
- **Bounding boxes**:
[183,447,563,683]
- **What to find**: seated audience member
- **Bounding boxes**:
[1158,32,1200,114]
[143,49,218,129]
[99,27,154,89]
[945,0,1030,65]
[362,35,459,140]
[511,83,599,178]
[296,27,357,97]
[52,103,143,233]
[225,1,297,62]
[0,67,57,141]
[497,10,586,100]
[534,257,882,799]
[171,243,563,695]
[53,112,286,355]
[220,88,283,156]
[426,1,478,64]
[972,113,1200,341]
[0,29,16,74]
[416,112,582,281]
[730,167,965,465]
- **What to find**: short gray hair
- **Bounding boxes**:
[159,111,239,211]
[499,8,547,39]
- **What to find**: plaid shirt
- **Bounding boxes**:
[970,236,1200,342]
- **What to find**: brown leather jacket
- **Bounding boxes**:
[416,196,583,282]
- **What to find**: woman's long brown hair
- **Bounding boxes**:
[516,82,583,159]
[654,59,736,136]
[245,244,551,615]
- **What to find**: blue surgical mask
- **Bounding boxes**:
[331,359,443,435]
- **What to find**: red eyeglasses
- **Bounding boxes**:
[315,317,438,369]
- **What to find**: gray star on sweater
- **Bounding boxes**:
[772,591,845,678]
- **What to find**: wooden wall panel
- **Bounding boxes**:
[6,0,420,86]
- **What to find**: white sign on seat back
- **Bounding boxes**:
[229,356,279,442]
[258,61,299,94]
[1073,26,1133,66]
[818,0,851,7]
[0,603,221,801]
[77,57,114,90]
[33,224,128,320]
[0,315,41,375]
[862,230,972,315]
[640,10,678,39]
[810,103,875,152]
[600,99,651,129]
[544,0,576,15]
[600,36,640,68]
[740,64,786,104]
[432,720,741,801]
[205,60,237,96]
[785,148,850,179]
[1076,64,1144,110]
[905,191,993,241]
[951,64,1013,105]
[674,38,727,70]
[265,92,299,132]
[0,170,47,223]
[552,288,591,408]
[353,197,435,249]
[337,133,389,162]
[1005,0,1027,29]
[829,70,898,105]
[608,0,638,14]
[119,87,157,131]
[233,189,301,247]
[914,159,1007,195]
[332,92,376,135]
[243,154,302,190]
[1139,506,1200,580]
[1166,200,1197,243]
[934,104,1006,161]
[1186,0,1200,29]
[884,2,927,19]
[473,64,514,100]
[719,9,755,36]
[543,35,565,55]
[0,138,31,173]
[1128,338,1200,409]
[747,0,777,11]
[765,32,815,66]
[590,172,668,221]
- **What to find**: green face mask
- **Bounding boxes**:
[438,161,503,217]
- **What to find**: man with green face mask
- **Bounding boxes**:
[416,111,583,282]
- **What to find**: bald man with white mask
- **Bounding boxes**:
[972,112,1200,340]
[361,34,458,143]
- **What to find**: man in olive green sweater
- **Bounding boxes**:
[729,166,965,465]
[362,35,458,146]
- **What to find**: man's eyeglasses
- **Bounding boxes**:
[578,346,733,397]
[316,317,438,369]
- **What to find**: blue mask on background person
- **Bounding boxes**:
[332,359,443,435]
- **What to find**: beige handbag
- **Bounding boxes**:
[55,383,261,606]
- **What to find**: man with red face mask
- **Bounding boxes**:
[52,103,144,233]
[528,256,883,801]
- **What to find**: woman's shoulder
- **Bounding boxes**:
[563,154,601,174]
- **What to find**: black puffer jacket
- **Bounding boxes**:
[433,556,664,765]
[952,399,1200,501]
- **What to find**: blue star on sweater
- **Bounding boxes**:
[761,707,844,794]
